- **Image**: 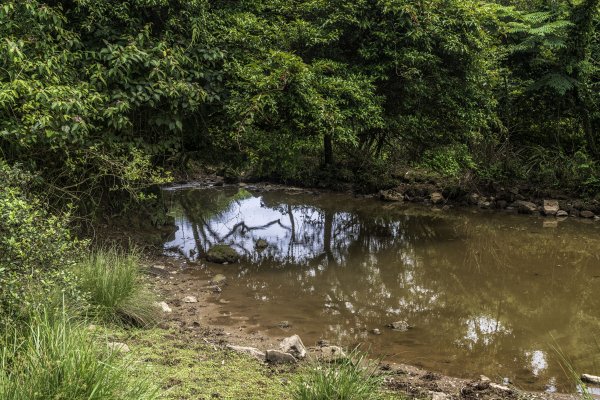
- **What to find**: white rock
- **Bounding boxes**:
[582,374,600,384]
[266,349,297,364]
[182,296,198,303]
[387,320,411,332]
[430,392,449,400]
[318,346,346,362]
[279,334,307,359]
[490,383,511,392]
[107,342,130,353]
[542,199,559,216]
[226,345,265,361]
[156,301,172,313]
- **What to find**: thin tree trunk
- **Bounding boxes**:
[323,134,333,165]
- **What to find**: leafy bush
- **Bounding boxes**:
[0,307,157,400]
[419,144,476,179]
[0,163,82,318]
[76,248,157,327]
[293,352,382,400]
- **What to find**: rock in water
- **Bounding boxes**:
[556,210,568,217]
[379,189,404,202]
[513,200,538,214]
[387,320,412,332]
[227,345,265,361]
[206,245,239,264]
[255,239,269,249]
[210,274,227,284]
[581,210,595,219]
[542,199,560,216]
[279,335,307,359]
[107,342,130,353]
[266,349,297,364]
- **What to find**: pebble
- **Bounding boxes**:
[107,342,130,353]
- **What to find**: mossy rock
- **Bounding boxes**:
[206,245,239,264]
[255,239,268,250]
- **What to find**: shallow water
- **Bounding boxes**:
[162,186,600,392]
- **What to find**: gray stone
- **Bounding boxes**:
[266,349,297,364]
[182,296,198,303]
[513,200,538,214]
[556,210,568,217]
[379,189,404,202]
[318,346,346,362]
[107,342,130,353]
[387,320,412,332]
[581,210,595,218]
[478,201,492,209]
[542,200,560,216]
[430,192,444,205]
[490,383,512,393]
[430,392,450,400]
[227,345,265,361]
[468,193,480,205]
[277,321,291,328]
[206,245,239,264]
[279,335,307,359]
[371,328,381,335]
[156,301,172,313]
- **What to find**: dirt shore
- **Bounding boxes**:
[144,254,585,400]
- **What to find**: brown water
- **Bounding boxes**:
[162,186,600,393]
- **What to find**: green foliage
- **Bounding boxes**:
[0,162,82,318]
[419,144,476,178]
[293,351,382,400]
[76,248,157,327]
[1,0,599,198]
[0,306,157,400]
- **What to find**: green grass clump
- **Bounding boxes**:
[293,351,383,400]
[0,307,157,400]
[77,248,157,327]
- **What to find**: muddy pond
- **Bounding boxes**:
[161,185,600,393]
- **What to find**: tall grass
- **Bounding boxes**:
[293,351,383,400]
[77,248,157,327]
[0,307,157,400]
[553,342,594,399]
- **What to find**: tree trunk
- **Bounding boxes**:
[323,134,333,165]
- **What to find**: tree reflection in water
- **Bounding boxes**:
[162,187,600,392]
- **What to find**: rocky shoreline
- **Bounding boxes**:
[172,172,600,221]
[144,255,587,400]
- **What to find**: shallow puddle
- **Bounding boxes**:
[162,186,600,392]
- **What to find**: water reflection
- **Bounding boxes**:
[163,187,600,392]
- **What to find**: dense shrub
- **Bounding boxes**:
[0,163,82,318]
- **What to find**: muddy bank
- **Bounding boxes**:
[144,255,585,400]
